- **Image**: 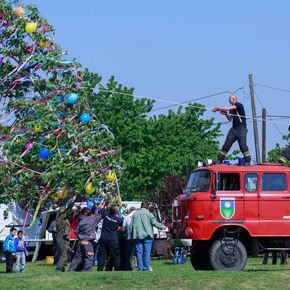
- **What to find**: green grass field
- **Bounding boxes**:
[1,258,290,290]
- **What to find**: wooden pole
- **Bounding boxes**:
[262,108,267,162]
[248,74,261,164]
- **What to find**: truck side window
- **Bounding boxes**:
[218,173,240,191]
[262,173,287,191]
[244,173,258,192]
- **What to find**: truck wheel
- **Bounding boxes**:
[191,247,213,270]
[209,239,247,271]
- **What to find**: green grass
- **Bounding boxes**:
[1,258,290,290]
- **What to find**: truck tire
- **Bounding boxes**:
[209,239,247,271]
[191,246,213,270]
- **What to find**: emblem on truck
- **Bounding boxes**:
[220,198,235,219]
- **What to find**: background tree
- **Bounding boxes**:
[268,132,290,164]
[147,175,186,224]
[91,84,221,199]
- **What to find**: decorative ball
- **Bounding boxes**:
[25,22,38,34]
[66,93,78,104]
[58,95,65,102]
[52,195,59,203]
[56,188,68,200]
[15,7,25,17]
[85,182,96,195]
[33,125,42,133]
[80,113,90,124]
[39,148,49,159]
[106,170,117,182]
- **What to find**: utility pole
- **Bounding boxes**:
[248,74,261,164]
[262,108,267,163]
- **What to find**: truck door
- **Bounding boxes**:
[211,172,245,222]
[259,173,290,235]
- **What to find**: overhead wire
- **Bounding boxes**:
[255,83,290,94]
[98,88,290,127]
[150,87,244,113]
[254,89,284,137]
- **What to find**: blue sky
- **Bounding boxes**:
[24,0,290,161]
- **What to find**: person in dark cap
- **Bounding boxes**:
[97,205,124,271]
[69,202,103,272]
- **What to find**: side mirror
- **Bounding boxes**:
[211,172,219,199]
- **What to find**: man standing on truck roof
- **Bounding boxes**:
[212,95,251,165]
[55,196,76,272]
[278,125,290,165]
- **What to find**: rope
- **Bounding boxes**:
[98,88,290,127]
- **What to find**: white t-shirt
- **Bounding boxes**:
[123,211,136,240]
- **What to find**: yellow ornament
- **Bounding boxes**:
[52,195,59,203]
[15,7,25,17]
[25,22,37,34]
[106,170,117,182]
[33,125,42,133]
[56,188,68,200]
[85,182,95,195]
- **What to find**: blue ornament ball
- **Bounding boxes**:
[80,113,91,124]
[66,93,78,104]
[39,148,50,159]
[58,95,65,102]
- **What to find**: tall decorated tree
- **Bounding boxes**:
[0,1,122,223]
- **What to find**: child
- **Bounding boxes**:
[3,227,17,273]
[14,230,28,273]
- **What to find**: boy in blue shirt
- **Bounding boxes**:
[3,227,17,273]
[14,230,28,273]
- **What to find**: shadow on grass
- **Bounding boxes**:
[162,261,173,265]
[245,268,290,272]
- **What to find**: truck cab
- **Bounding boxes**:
[172,163,290,271]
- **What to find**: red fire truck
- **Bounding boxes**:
[172,163,290,271]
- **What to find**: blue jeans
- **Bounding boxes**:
[135,238,153,271]
[15,252,26,273]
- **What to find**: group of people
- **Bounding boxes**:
[50,199,166,273]
[213,95,290,165]
[3,227,28,273]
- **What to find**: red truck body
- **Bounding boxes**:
[172,163,290,271]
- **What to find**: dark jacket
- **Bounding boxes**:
[74,208,102,241]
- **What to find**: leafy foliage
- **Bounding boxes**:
[91,85,221,199]
[0,1,121,217]
[268,132,290,164]
[147,175,186,223]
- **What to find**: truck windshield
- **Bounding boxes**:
[185,170,211,198]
